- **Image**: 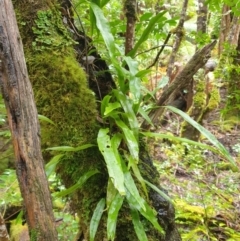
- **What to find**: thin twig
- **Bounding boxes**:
[135,44,172,57]
[147,32,172,69]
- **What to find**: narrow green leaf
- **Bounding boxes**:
[138,106,154,127]
[97,129,126,195]
[106,179,118,209]
[90,198,106,241]
[135,69,152,78]
[166,106,238,169]
[46,144,95,152]
[126,189,164,234]
[47,146,75,152]
[115,119,139,162]
[45,154,64,177]
[90,0,100,36]
[100,0,111,7]
[107,192,124,240]
[141,131,217,152]
[90,3,126,91]
[128,155,148,198]
[144,180,173,205]
[130,207,148,241]
[124,56,141,101]
[38,114,55,126]
[123,167,146,211]
[113,90,139,138]
[104,102,121,116]
[55,170,99,197]
[101,95,112,117]
[129,11,167,57]
[90,3,116,58]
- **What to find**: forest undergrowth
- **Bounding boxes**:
[149,84,240,240]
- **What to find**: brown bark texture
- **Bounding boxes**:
[124,0,137,54]
[0,1,58,240]
[0,213,10,241]
[227,15,240,47]
[196,0,208,34]
[218,5,231,55]
[166,0,188,77]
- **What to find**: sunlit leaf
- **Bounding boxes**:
[124,56,141,101]
[90,198,106,241]
[166,106,238,170]
[124,154,148,199]
[46,144,95,152]
[135,69,152,78]
[90,3,126,91]
[101,95,112,117]
[123,166,146,211]
[107,191,124,240]
[104,102,121,116]
[45,154,64,177]
[90,3,116,58]
[38,114,55,126]
[97,129,125,195]
[141,131,217,152]
[115,119,139,162]
[113,90,139,138]
[106,179,118,209]
[100,0,111,7]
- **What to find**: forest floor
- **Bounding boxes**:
[149,84,240,240]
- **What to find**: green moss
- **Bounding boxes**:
[10,223,29,241]
[206,86,220,111]
[27,51,97,148]
[211,116,240,132]
[181,78,206,140]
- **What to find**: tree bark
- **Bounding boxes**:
[166,0,188,77]
[124,0,137,54]
[196,0,208,34]
[218,5,231,56]
[0,1,58,240]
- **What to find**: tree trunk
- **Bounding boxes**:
[124,0,137,54]
[218,5,232,56]
[166,0,188,77]
[196,0,208,34]
[0,1,58,240]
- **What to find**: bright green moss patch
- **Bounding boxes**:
[27,51,97,147]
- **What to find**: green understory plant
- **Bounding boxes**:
[46,3,238,240]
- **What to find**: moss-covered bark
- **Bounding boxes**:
[181,69,220,141]
[223,36,240,117]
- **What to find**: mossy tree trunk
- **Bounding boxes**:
[224,32,240,117]
[219,11,240,117]
[13,0,181,240]
[0,1,58,240]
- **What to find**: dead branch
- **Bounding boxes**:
[142,40,217,129]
